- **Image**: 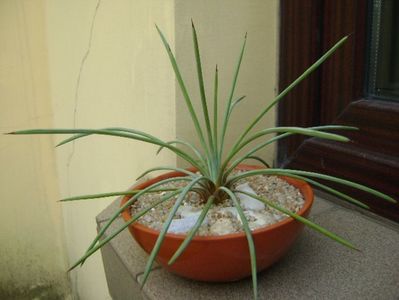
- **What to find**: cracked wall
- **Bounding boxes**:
[46,0,176,299]
[2,0,176,298]
[2,0,277,299]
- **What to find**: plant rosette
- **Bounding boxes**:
[121,164,314,282]
[8,22,396,300]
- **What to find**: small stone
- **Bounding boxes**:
[235,183,265,211]
[209,218,236,235]
[273,213,284,221]
[131,174,305,236]
[177,205,201,218]
[168,212,206,234]
[245,210,276,230]
[219,207,239,219]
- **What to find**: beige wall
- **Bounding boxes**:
[46,0,176,299]
[1,0,176,299]
[1,0,277,299]
[0,1,70,298]
[175,0,278,167]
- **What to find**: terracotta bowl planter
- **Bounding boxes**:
[121,164,314,282]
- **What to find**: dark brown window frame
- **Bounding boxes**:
[278,0,399,222]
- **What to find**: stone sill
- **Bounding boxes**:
[97,194,399,300]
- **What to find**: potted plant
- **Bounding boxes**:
[8,22,396,299]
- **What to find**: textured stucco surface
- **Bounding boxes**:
[2,0,278,298]
[0,1,70,298]
[46,1,176,299]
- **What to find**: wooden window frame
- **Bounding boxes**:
[278,0,399,222]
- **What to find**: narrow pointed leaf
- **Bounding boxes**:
[155,24,209,157]
[244,126,350,145]
[233,36,348,150]
[219,33,247,158]
[281,169,397,204]
[136,166,197,180]
[84,177,191,257]
[225,125,359,175]
[228,95,246,118]
[226,126,350,168]
[213,65,219,155]
[156,139,205,162]
[155,139,208,176]
[141,176,205,286]
[229,169,396,204]
[192,20,214,153]
[168,195,215,265]
[221,187,257,300]
[60,189,177,202]
[234,190,358,251]
[283,174,369,209]
[56,127,162,147]
[68,189,180,271]
[10,128,203,173]
[242,156,271,169]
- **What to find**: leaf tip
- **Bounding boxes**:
[67,265,75,273]
[154,23,161,34]
[340,35,349,44]
[342,137,350,142]
[139,273,150,289]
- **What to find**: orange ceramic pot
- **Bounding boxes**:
[121,164,313,282]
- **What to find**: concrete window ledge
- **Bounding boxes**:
[96,195,399,300]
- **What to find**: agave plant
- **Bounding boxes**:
[8,22,396,299]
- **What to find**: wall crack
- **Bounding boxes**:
[66,0,102,194]
[65,1,102,298]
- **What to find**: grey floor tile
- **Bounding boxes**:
[309,195,336,217]
[99,196,399,300]
[138,269,253,300]
[137,207,399,299]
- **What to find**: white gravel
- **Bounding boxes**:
[130,174,305,236]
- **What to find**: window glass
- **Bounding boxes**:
[368,0,399,101]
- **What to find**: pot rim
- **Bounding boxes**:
[121,164,314,241]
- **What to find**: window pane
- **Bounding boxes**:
[368,0,399,101]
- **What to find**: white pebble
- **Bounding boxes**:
[167,212,206,234]
[219,207,239,218]
[245,210,276,230]
[235,183,265,211]
[177,205,201,218]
